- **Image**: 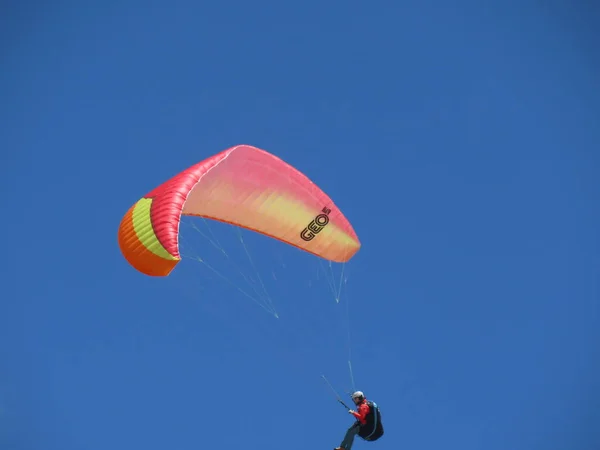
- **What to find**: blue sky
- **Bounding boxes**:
[1,1,599,449]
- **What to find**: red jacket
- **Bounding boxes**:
[351,399,370,425]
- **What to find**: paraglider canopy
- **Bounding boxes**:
[118,144,361,276]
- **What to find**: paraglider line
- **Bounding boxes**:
[321,375,351,411]
[348,360,356,393]
[336,262,346,303]
[343,275,356,391]
[235,228,278,315]
[193,256,278,317]
[181,219,277,316]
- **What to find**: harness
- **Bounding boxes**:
[357,400,384,441]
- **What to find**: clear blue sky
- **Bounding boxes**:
[2,1,599,449]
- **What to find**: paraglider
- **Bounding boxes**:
[118,144,360,276]
[118,144,371,448]
[335,391,384,450]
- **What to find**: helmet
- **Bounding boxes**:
[351,391,364,399]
